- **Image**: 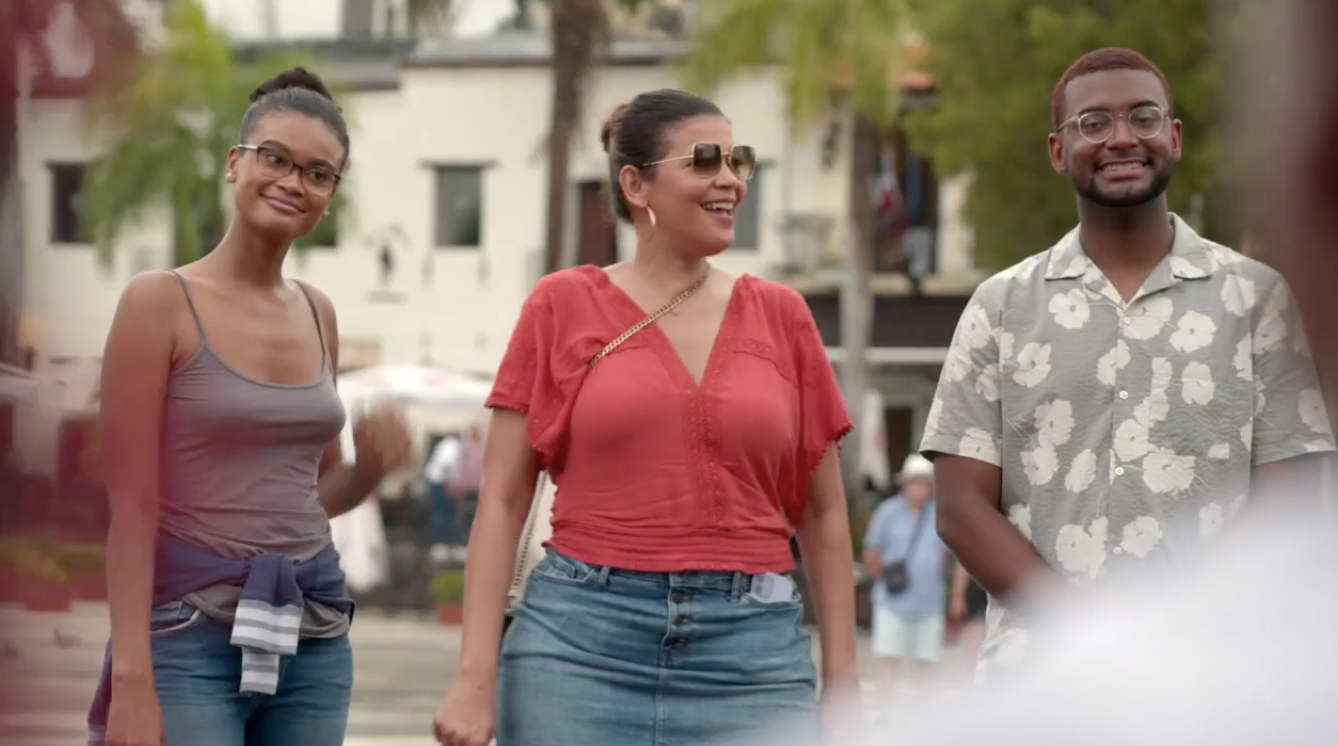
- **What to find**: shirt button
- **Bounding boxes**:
[1122,316,1132,325]
[1118,390,1129,399]
[1114,466,1125,476]
[670,591,689,604]
[1114,547,1124,556]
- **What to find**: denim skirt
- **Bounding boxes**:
[496,548,818,746]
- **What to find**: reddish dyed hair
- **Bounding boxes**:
[1051,48,1174,131]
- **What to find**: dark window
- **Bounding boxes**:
[874,129,939,276]
[49,163,88,244]
[732,163,766,250]
[575,181,618,267]
[434,166,483,248]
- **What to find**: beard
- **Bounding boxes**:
[1074,161,1175,208]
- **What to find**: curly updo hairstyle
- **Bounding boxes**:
[238,66,350,159]
[600,89,722,223]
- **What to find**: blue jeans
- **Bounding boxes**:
[150,601,352,746]
[497,548,818,746]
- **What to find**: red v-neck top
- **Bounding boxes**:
[486,265,852,573]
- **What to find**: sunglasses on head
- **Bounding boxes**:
[641,144,756,181]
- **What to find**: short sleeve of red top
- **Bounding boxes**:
[485,266,852,574]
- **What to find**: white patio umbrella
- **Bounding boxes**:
[337,364,492,410]
[330,365,492,593]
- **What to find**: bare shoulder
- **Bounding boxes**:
[114,270,188,320]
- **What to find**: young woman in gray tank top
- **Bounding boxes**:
[91,67,411,746]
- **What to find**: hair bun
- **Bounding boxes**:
[249,66,335,104]
[600,102,630,153]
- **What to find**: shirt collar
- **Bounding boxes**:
[1043,213,1219,282]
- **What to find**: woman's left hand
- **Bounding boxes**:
[352,401,412,478]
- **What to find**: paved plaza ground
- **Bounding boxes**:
[0,602,968,745]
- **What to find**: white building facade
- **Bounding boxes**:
[19,34,977,384]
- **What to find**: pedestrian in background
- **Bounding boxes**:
[863,454,948,697]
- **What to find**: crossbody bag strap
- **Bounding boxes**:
[898,505,932,562]
[588,271,711,369]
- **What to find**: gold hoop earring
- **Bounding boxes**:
[646,205,658,243]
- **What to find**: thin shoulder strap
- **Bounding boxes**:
[292,280,329,364]
[168,270,208,342]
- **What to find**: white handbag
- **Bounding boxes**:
[503,273,710,615]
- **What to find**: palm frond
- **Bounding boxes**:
[80,0,332,269]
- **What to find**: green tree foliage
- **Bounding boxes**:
[80,0,337,268]
[904,0,1231,270]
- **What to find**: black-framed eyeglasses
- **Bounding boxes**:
[641,144,756,181]
[1057,104,1169,144]
[237,144,342,194]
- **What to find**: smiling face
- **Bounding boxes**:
[618,115,748,257]
[1049,69,1182,208]
[225,111,345,241]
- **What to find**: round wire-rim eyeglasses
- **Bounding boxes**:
[1057,105,1169,144]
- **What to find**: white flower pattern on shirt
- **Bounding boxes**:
[919,215,1336,682]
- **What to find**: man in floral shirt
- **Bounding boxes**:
[921,47,1335,681]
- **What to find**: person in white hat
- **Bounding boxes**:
[861,453,949,697]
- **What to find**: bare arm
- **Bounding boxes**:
[795,445,857,686]
[456,409,540,680]
[100,272,178,687]
[860,546,881,579]
[934,454,1059,601]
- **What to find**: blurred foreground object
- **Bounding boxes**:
[821,511,1338,746]
[1233,0,1338,409]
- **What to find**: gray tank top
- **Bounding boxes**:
[159,271,349,638]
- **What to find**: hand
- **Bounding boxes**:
[106,678,164,746]
[433,672,496,746]
[353,401,412,478]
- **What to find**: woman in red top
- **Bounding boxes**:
[433,89,858,746]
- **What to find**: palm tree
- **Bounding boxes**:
[681,0,914,497]
[80,0,326,268]
[515,0,652,273]
[0,0,139,366]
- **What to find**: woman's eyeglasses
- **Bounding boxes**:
[641,144,756,181]
[237,144,342,195]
